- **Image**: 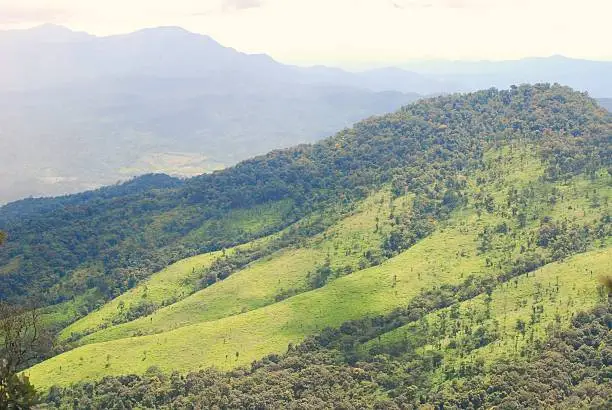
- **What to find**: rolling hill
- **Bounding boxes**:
[25,138,612,390]
[0,84,609,407]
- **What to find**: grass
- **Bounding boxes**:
[58,201,294,342]
[70,190,402,344]
[363,247,611,366]
[26,146,611,390]
[58,251,223,341]
[25,214,488,390]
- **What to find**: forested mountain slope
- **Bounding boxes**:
[0,84,607,402]
[2,84,608,309]
[25,142,612,389]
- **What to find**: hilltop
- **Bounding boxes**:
[0,84,608,401]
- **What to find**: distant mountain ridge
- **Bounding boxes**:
[0,24,444,94]
[0,25,424,204]
[400,55,612,97]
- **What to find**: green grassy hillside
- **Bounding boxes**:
[1,85,609,408]
[58,250,223,342]
[25,214,486,389]
[70,190,403,345]
[363,248,610,365]
[27,136,610,389]
[53,202,294,341]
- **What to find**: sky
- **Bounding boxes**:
[0,0,611,67]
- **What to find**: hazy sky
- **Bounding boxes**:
[1,0,610,66]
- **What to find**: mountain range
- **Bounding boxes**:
[1,24,611,204]
[0,25,425,204]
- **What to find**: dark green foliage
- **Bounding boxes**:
[382,204,437,257]
[427,303,612,408]
[309,260,334,289]
[0,364,39,410]
[537,218,592,260]
[0,302,50,409]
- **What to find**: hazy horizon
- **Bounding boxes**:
[1,0,610,67]
[6,23,612,71]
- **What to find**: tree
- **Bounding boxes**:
[0,231,45,408]
[599,275,612,294]
[0,302,46,408]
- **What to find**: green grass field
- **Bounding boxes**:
[25,209,491,389]
[58,250,223,341]
[58,202,294,342]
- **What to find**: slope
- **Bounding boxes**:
[363,248,611,366]
[26,134,611,389]
[64,190,404,345]
[41,300,612,409]
[25,212,486,389]
[3,84,608,312]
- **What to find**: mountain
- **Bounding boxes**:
[0,85,609,406]
[293,65,452,95]
[0,25,423,204]
[402,55,612,97]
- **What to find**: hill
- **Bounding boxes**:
[3,83,606,307]
[25,142,612,389]
[0,84,607,402]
